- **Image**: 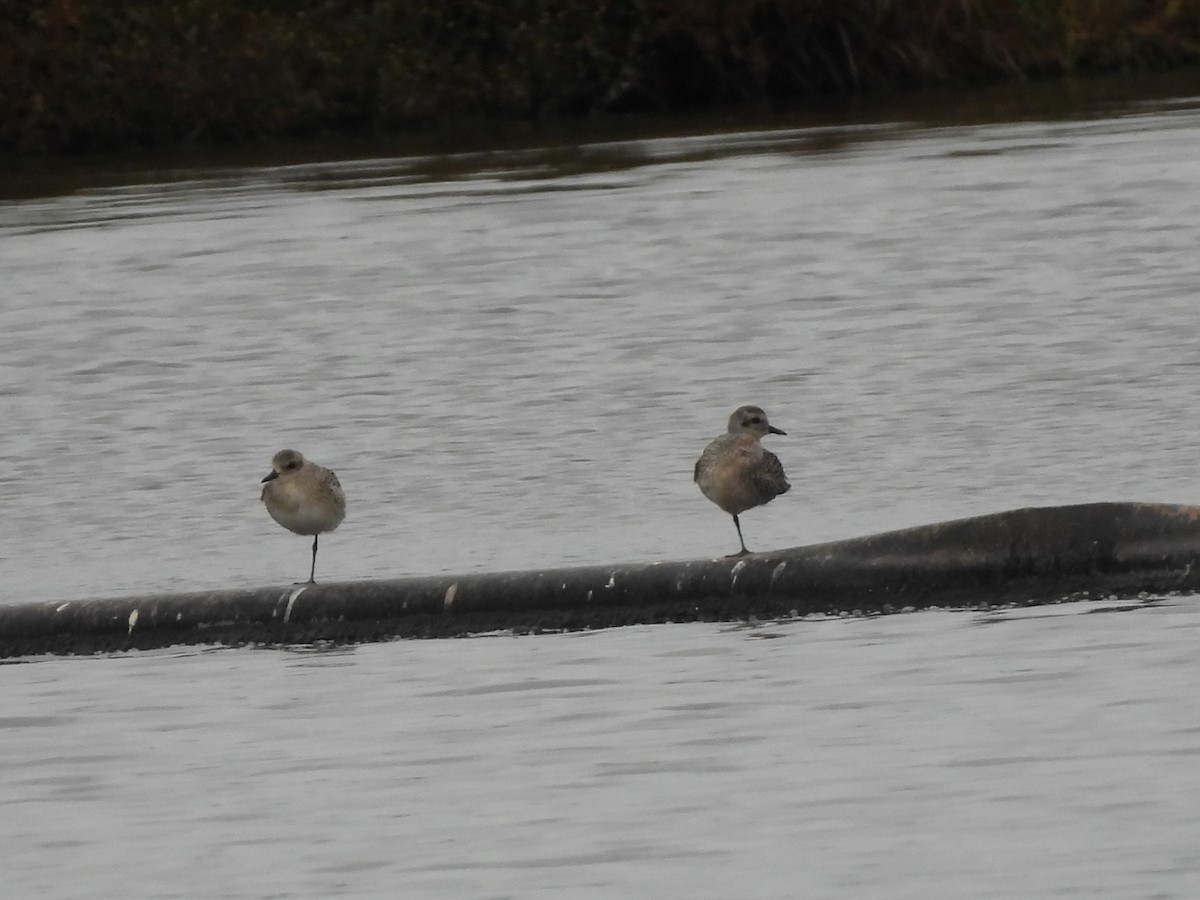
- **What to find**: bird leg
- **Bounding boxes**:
[732,515,750,556]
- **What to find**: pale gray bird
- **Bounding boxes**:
[693,406,790,556]
[261,449,346,583]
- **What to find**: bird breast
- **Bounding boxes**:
[695,437,780,516]
[261,476,345,536]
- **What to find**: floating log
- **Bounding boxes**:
[2,502,1199,658]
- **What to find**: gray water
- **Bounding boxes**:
[4,85,1200,897]
[5,602,1200,900]
[4,96,1200,600]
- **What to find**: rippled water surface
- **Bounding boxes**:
[6,602,1200,899]
[5,94,1200,600]
[5,83,1200,896]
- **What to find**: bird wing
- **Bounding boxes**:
[752,449,790,497]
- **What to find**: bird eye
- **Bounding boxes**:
[286,461,300,470]
[748,416,761,424]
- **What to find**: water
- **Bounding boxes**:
[4,95,1200,602]
[5,602,1200,899]
[4,81,1200,896]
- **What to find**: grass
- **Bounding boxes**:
[3,0,1200,154]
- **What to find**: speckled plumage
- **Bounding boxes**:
[261,449,346,583]
[694,406,790,556]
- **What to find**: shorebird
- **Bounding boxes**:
[694,405,790,556]
[260,449,346,583]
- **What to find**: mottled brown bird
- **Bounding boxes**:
[694,406,790,556]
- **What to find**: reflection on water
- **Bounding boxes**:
[4,604,1200,899]
[5,77,1200,899]
[3,82,1200,604]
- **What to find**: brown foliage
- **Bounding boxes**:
[2,0,1199,154]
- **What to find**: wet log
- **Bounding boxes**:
[2,502,1199,658]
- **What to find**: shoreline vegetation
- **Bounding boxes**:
[4,1,1200,156]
